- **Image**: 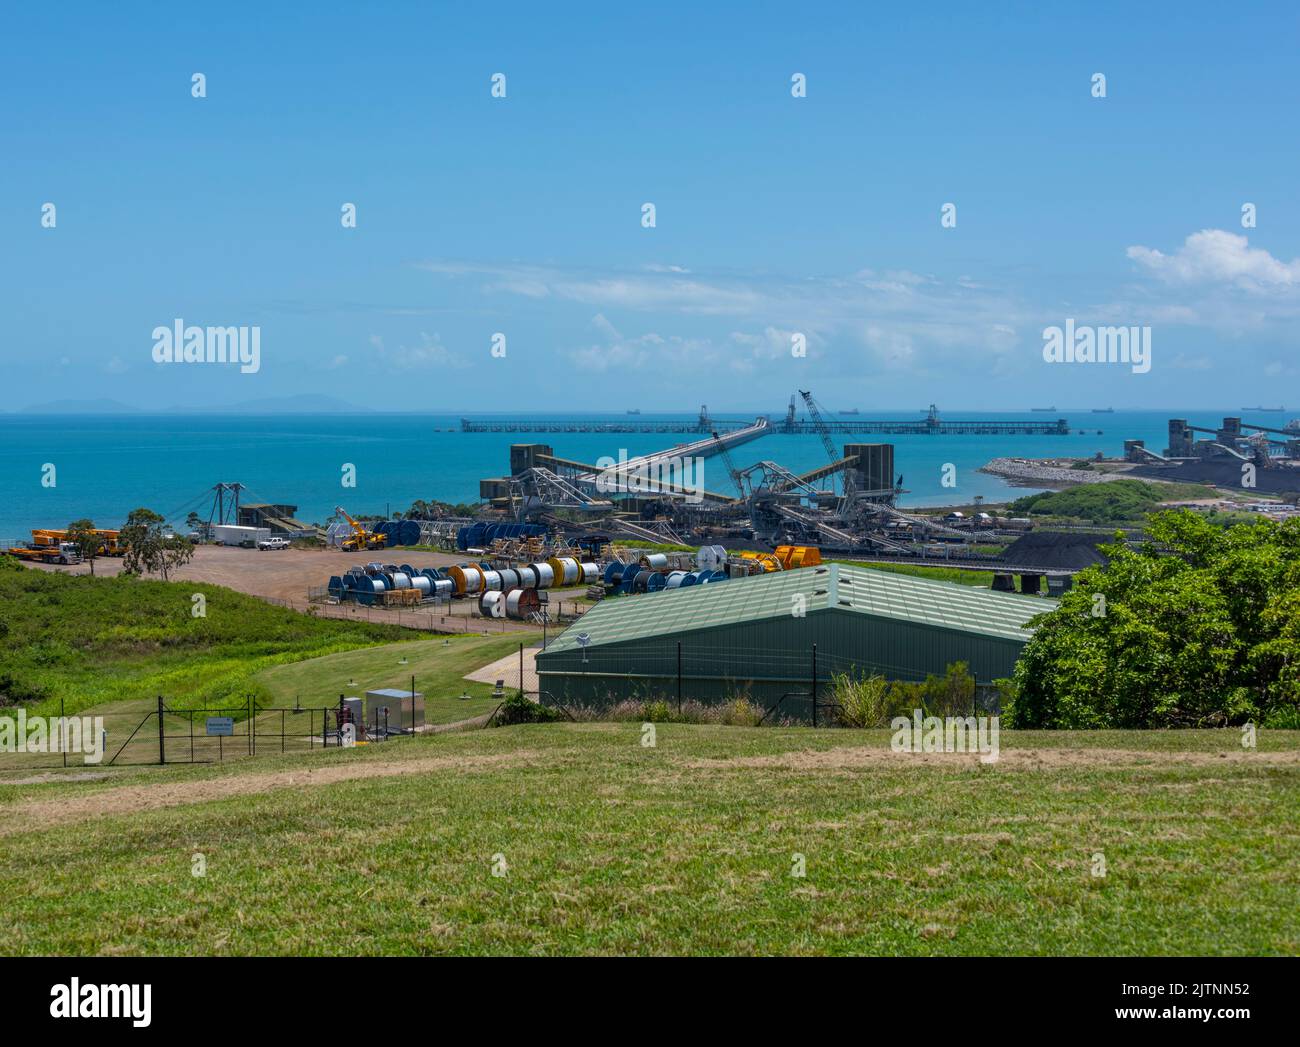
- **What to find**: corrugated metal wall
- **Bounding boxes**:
[536,607,1029,717]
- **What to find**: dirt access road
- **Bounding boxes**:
[24,546,591,634]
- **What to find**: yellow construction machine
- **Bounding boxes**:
[334,506,387,551]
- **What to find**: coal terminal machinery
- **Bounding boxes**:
[1124,416,1300,495]
[476,391,1046,554]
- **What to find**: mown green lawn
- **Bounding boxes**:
[1,724,1295,955]
[837,559,1008,587]
[252,633,534,724]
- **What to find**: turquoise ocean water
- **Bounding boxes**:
[0,410,1281,539]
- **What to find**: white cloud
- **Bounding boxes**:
[1127,230,1300,293]
[102,355,129,374]
[370,332,466,371]
[417,257,1033,377]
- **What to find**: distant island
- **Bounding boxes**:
[16,394,374,415]
[18,398,140,415]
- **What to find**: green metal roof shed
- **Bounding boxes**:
[536,563,1054,716]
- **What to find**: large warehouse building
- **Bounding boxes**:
[536,563,1055,718]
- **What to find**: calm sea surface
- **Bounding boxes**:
[0,409,1281,538]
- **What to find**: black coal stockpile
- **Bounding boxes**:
[999,531,1111,570]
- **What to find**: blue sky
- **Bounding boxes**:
[3,1,1298,411]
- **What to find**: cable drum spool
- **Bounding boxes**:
[480,591,506,618]
[497,568,520,590]
[548,557,580,586]
[505,588,541,619]
[580,562,600,583]
[516,565,538,589]
[352,575,386,605]
[639,552,669,570]
[697,545,727,571]
[665,570,689,589]
[431,578,454,600]
[530,562,555,589]
[481,570,503,592]
[632,570,653,593]
[389,572,412,590]
[410,575,432,597]
[449,564,484,595]
[602,561,626,586]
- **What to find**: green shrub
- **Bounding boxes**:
[1262,704,1300,730]
[1012,511,1300,728]
[491,690,563,726]
[832,673,893,727]
[642,699,673,722]
[718,697,764,726]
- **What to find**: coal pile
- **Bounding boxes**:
[999,531,1111,570]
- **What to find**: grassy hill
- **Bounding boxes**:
[1009,479,1216,523]
[0,722,1296,955]
[252,633,532,724]
[0,558,414,717]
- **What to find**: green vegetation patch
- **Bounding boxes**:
[1012,511,1300,728]
[1009,479,1216,523]
[0,559,412,717]
[836,560,1001,587]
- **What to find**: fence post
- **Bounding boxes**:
[61,694,67,768]
[519,643,524,692]
[677,642,682,713]
[811,645,818,728]
[157,695,166,765]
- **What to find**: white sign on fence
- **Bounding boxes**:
[206,717,234,736]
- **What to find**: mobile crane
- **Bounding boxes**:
[334,506,387,552]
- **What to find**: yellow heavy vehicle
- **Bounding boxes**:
[5,542,82,565]
[734,550,784,573]
[733,545,822,574]
[31,528,124,557]
[774,545,822,570]
[335,506,387,552]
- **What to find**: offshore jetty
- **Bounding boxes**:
[461,400,1070,436]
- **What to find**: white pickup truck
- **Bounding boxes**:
[257,537,291,551]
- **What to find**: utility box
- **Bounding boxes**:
[365,688,425,732]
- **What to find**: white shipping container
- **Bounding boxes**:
[211,525,271,546]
